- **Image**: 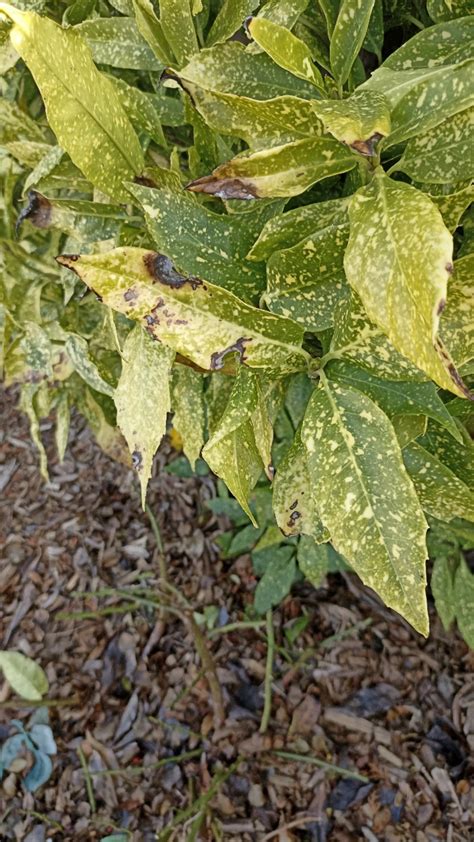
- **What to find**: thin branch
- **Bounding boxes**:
[260,610,274,734]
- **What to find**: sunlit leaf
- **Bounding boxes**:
[0,651,48,701]
[247,16,325,91]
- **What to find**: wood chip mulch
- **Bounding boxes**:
[1,386,473,842]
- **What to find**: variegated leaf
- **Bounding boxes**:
[247,16,325,91]
[171,365,205,469]
[312,91,390,153]
[115,325,174,506]
[440,253,474,367]
[330,0,375,86]
[207,0,258,47]
[403,440,474,522]
[302,376,429,635]
[272,427,329,541]
[76,16,161,70]
[394,107,474,184]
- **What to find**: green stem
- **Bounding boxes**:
[260,610,275,734]
[77,746,96,813]
[272,750,369,782]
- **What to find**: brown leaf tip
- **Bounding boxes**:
[186,175,260,201]
[16,191,52,236]
[143,252,202,290]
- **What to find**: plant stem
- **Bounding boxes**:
[260,610,274,734]
[208,620,266,637]
[146,503,167,586]
[77,746,96,813]
[187,613,225,724]
[89,748,202,778]
[272,750,369,782]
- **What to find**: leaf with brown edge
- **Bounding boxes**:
[187,137,356,200]
[312,91,390,154]
[344,168,471,399]
[56,248,309,376]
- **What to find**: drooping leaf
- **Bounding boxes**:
[247,16,325,91]
[202,368,271,524]
[330,0,376,86]
[187,136,356,200]
[403,440,474,522]
[453,558,474,648]
[431,556,456,630]
[394,107,474,184]
[326,359,463,442]
[440,253,474,368]
[272,426,329,541]
[0,651,48,701]
[128,177,270,301]
[344,168,468,397]
[75,16,161,69]
[115,325,174,506]
[57,248,309,376]
[55,392,70,462]
[207,0,258,47]
[171,364,205,469]
[312,90,390,153]
[302,377,429,635]
[0,4,144,201]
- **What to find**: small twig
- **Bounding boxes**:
[187,613,225,724]
[77,746,96,813]
[208,620,266,638]
[260,610,274,734]
[89,748,202,778]
[262,815,320,840]
[0,696,80,709]
[272,750,369,782]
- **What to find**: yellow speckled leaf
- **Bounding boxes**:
[312,91,390,152]
[344,169,469,397]
[247,16,324,91]
[0,4,144,201]
[302,375,429,635]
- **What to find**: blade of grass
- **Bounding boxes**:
[272,750,369,782]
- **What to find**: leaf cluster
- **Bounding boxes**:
[1,0,473,636]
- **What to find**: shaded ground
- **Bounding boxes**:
[1,387,473,842]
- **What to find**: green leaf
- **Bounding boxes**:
[297,536,331,588]
[106,74,166,147]
[57,248,309,376]
[0,5,144,201]
[344,169,468,397]
[247,0,309,37]
[272,427,329,541]
[362,0,383,61]
[302,376,429,635]
[132,0,175,65]
[19,191,132,243]
[403,441,474,522]
[383,17,473,71]
[171,365,205,469]
[326,359,463,442]
[392,414,427,448]
[128,177,269,302]
[254,548,297,614]
[115,325,174,507]
[263,211,350,331]
[453,558,474,648]
[247,16,325,91]
[0,97,45,144]
[65,335,114,397]
[202,368,271,524]
[440,253,474,367]
[394,107,474,184]
[427,0,473,22]
[248,198,349,260]
[172,76,321,150]
[177,41,317,99]
[160,0,199,65]
[431,556,456,631]
[187,136,356,200]
[312,91,390,152]
[419,421,474,488]
[0,651,48,701]
[207,0,258,47]
[75,16,161,69]
[330,0,375,86]
[417,181,474,232]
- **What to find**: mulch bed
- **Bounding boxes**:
[1,386,473,842]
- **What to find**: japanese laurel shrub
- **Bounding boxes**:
[0,0,473,642]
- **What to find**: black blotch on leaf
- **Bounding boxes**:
[445,262,454,274]
[55,253,81,277]
[287,510,301,529]
[210,337,250,371]
[350,133,384,157]
[124,287,138,302]
[186,174,260,201]
[143,253,202,290]
[289,500,298,511]
[132,450,143,471]
[437,298,446,316]
[134,174,157,189]
[16,191,52,236]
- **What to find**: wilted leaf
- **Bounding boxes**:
[344,168,468,397]
[0,651,48,700]
[187,136,356,200]
[115,325,174,506]
[58,248,309,376]
[302,377,429,635]
[0,4,144,201]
